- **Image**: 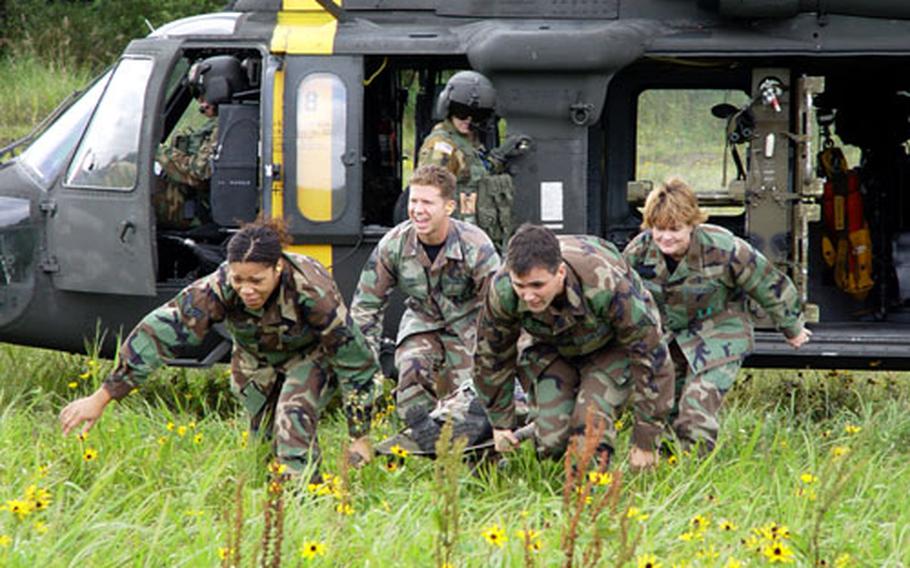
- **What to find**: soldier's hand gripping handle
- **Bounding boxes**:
[489,134,532,167]
[59,386,112,436]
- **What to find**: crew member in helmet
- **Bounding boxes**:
[417,70,529,250]
[154,56,246,229]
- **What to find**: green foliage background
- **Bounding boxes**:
[0,0,225,144]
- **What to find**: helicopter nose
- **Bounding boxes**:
[0,162,41,330]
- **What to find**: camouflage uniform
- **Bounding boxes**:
[418,119,492,226]
[102,253,378,473]
[623,223,804,450]
[474,235,674,458]
[153,118,218,228]
[351,219,500,419]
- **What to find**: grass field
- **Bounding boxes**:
[0,343,908,567]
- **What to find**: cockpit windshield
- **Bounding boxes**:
[19,70,112,189]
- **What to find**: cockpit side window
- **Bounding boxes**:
[64,57,153,190]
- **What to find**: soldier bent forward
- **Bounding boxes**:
[60,220,378,476]
[474,224,674,469]
[623,177,811,452]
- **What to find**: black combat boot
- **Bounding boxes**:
[405,406,441,453]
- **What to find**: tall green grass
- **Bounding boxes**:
[0,55,94,146]
[0,344,907,566]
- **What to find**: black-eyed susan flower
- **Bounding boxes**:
[636,553,662,568]
[240,431,249,447]
[573,486,592,505]
[800,472,818,484]
[587,471,612,486]
[83,448,98,462]
[157,436,168,446]
[678,530,704,543]
[831,446,850,458]
[36,464,50,479]
[335,502,353,515]
[25,485,51,511]
[719,519,737,532]
[690,514,710,532]
[385,460,399,473]
[299,541,327,559]
[844,424,861,435]
[5,499,34,520]
[667,455,678,466]
[480,524,507,548]
[193,433,203,445]
[166,422,175,432]
[77,431,89,443]
[390,444,409,458]
[763,541,795,563]
[758,522,791,541]
[741,534,761,553]
[177,425,188,437]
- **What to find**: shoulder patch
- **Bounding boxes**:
[434,141,454,155]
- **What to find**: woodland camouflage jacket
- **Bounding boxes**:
[103,253,378,411]
[473,235,674,448]
[351,219,500,352]
[623,223,804,374]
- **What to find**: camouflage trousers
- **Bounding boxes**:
[520,342,631,459]
[394,330,473,420]
[230,346,336,475]
[669,342,740,452]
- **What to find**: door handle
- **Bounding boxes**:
[118,220,136,243]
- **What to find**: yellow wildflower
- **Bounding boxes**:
[678,531,703,542]
[67,381,78,389]
[177,425,188,437]
[573,486,592,505]
[615,419,625,431]
[390,444,409,458]
[335,502,354,515]
[671,563,691,568]
[831,446,850,458]
[25,485,51,511]
[157,436,168,446]
[217,547,234,560]
[800,472,818,484]
[834,553,852,567]
[587,471,613,486]
[36,464,50,478]
[636,553,662,568]
[719,519,737,532]
[480,524,507,548]
[240,431,249,447]
[724,559,743,568]
[0,534,10,548]
[844,424,861,435]
[83,448,98,462]
[77,431,89,442]
[763,542,795,563]
[627,507,649,522]
[79,370,91,379]
[385,460,399,473]
[515,529,540,542]
[5,499,34,520]
[193,433,203,445]
[32,520,48,534]
[268,461,287,476]
[188,421,197,430]
[757,522,791,541]
[299,541,327,559]
[166,422,175,431]
[690,514,710,532]
[667,455,678,466]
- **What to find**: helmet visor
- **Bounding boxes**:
[449,101,492,123]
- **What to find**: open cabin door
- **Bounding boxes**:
[45,39,181,296]
[283,55,363,244]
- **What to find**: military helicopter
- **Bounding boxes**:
[2,0,910,368]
